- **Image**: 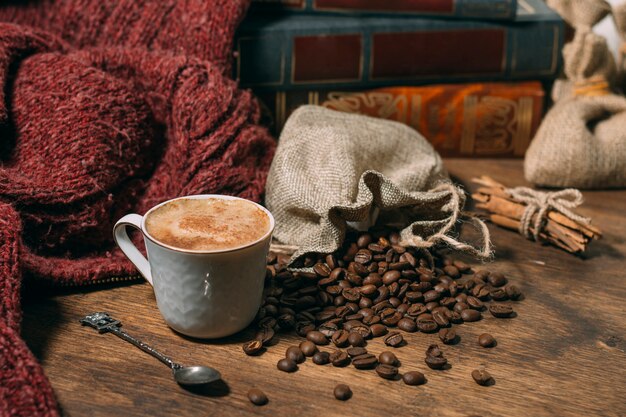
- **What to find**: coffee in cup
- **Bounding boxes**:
[145,198,271,252]
[113,195,274,338]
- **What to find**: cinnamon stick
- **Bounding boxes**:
[471,176,601,254]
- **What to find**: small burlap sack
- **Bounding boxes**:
[524,0,626,189]
[266,105,490,266]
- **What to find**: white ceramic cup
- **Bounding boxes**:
[113,195,274,339]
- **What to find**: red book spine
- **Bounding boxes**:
[256,82,545,157]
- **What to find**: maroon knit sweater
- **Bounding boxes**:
[0,1,275,416]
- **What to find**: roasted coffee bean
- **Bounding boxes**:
[402,371,426,386]
[325,254,337,270]
[346,346,368,357]
[242,340,264,356]
[372,286,390,304]
[396,303,409,315]
[471,369,493,386]
[478,333,496,348]
[331,330,350,347]
[425,344,443,358]
[312,351,330,365]
[405,291,423,303]
[383,331,404,347]
[255,327,275,345]
[352,353,378,369]
[433,283,449,294]
[378,351,399,366]
[423,290,440,303]
[388,295,401,307]
[351,323,372,339]
[406,304,428,317]
[316,310,337,323]
[313,263,332,277]
[474,270,490,281]
[455,293,468,303]
[381,311,403,327]
[424,355,447,370]
[454,302,470,313]
[355,249,373,264]
[362,315,381,325]
[359,297,373,309]
[397,317,417,332]
[400,251,417,267]
[505,284,522,300]
[373,301,393,313]
[318,322,339,338]
[490,288,509,301]
[330,350,351,367]
[370,323,388,338]
[439,297,456,308]
[345,313,363,322]
[296,322,315,337]
[432,311,450,327]
[466,296,484,310]
[460,309,481,322]
[487,272,506,287]
[247,389,268,406]
[443,265,461,279]
[334,384,353,401]
[389,261,411,271]
[347,272,363,286]
[258,316,277,329]
[416,313,433,321]
[489,304,514,318]
[363,273,383,287]
[299,340,318,357]
[453,260,471,273]
[357,233,373,248]
[360,284,378,296]
[375,364,399,380]
[382,270,401,285]
[277,358,298,373]
[307,330,329,345]
[277,313,296,330]
[473,283,491,300]
[326,285,343,296]
[342,288,361,302]
[416,319,438,333]
[286,346,305,364]
[438,328,457,345]
[348,332,366,347]
[329,267,346,282]
[450,311,463,324]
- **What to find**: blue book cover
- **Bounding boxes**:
[251,0,518,21]
[236,0,564,91]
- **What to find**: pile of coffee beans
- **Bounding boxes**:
[244,228,522,404]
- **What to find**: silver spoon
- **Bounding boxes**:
[80,312,221,386]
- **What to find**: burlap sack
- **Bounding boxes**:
[525,0,626,189]
[266,105,490,265]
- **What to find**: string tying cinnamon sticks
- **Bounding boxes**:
[471,176,601,254]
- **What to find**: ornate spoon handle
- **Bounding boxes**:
[80,312,181,370]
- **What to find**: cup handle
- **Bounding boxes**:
[113,214,153,286]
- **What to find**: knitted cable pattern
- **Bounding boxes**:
[0,1,275,415]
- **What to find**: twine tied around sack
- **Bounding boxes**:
[398,183,492,259]
[573,75,611,97]
[506,187,591,241]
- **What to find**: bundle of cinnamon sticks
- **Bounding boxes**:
[471,176,601,254]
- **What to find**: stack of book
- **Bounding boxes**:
[236,0,564,157]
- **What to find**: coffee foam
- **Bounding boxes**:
[145,198,270,251]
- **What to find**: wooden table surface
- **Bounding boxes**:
[22,159,626,417]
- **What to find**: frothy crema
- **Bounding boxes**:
[145,198,270,251]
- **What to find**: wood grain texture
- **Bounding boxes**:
[21,159,626,417]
